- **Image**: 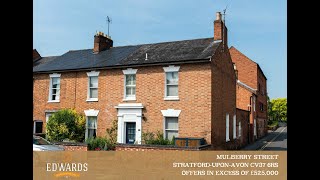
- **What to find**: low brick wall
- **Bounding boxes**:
[53,142,87,151]
[116,144,212,151]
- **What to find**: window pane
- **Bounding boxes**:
[52,94,56,100]
[35,121,43,133]
[52,88,60,95]
[126,75,136,85]
[90,77,98,87]
[166,72,178,84]
[167,85,178,96]
[55,93,60,100]
[87,117,97,128]
[126,87,136,96]
[165,130,178,140]
[90,88,98,98]
[88,129,96,139]
[165,117,178,129]
[52,77,60,86]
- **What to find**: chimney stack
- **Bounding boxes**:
[93,31,113,53]
[214,12,228,47]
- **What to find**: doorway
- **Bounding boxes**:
[126,122,136,144]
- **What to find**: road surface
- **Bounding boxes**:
[242,123,287,150]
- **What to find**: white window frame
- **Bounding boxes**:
[238,121,241,137]
[226,113,230,142]
[254,118,257,137]
[86,71,99,102]
[84,109,99,140]
[163,65,180,101]
[122,68,138,101]
[48,73,61,102]
[164,117,179,140]
[161,109,181,140]
[33,120,43,134]
[233,115,236,139]
[45,112,54,123]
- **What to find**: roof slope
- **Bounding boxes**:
[33,38,220,72]
[229,46,267,80]
[33,56,58,67]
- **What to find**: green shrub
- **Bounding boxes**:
[142,130,174,145]
[268,120,278,128]
[46,109,86,142]
[105,120,118,146]
[142,131,155,144]
[86,137,108,150]
[86,120,118,151]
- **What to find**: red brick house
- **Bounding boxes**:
[33,12,251,149]
[230,46,268,143]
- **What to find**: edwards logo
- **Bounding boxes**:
[46,152,88,178]
[46,163,88,178]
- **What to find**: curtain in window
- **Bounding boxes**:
[87,117,97,138]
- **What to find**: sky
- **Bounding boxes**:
[33,0,287,99]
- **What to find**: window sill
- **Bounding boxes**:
[123,97,136,101]
[86,99,98,102]
[48,100,60,103]
[164,97,179,101]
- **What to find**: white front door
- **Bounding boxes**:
[115,103,143,144]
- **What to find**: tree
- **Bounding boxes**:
[269,98,287,122]
[267,96,274,121]
[46,109,86,142]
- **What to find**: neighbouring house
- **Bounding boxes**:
[230,46,268,143]
[33,12,256,150]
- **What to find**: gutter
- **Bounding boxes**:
[237,80,257,94]
[33,58,211,74]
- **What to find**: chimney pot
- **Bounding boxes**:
[216,12,222,21]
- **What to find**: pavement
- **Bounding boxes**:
[241,123,287,150]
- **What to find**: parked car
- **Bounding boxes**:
[33,135,64,151]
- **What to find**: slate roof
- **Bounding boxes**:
[33,37,220,73]
[33,56,58,67]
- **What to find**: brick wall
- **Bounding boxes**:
[236,108,250,148]
[236,84,252,111]
[33,63,213,143]
[115,144,212,151]
[256,67,268,137]
[229,47,257,89]
[230,46,268,142]
[53,142,88,151]
[210,44,237,149]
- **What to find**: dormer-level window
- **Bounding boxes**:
[87,71,99,102]
[48,73,61,102]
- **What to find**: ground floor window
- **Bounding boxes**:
[86,116,97,139]
[226,113,230,142]
[45,112,54,123]
[164,117,178,141]
[33,121,43,134]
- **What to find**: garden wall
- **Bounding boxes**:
[115,144,212,151]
